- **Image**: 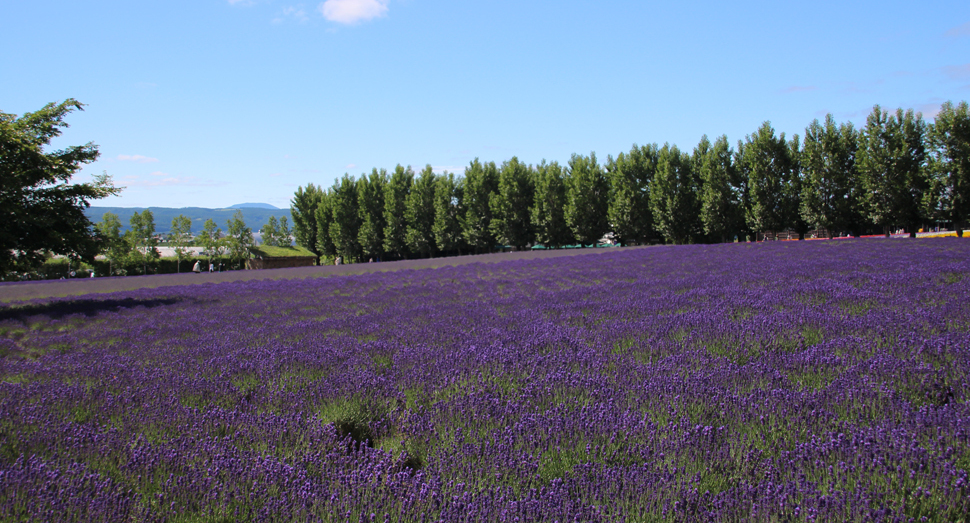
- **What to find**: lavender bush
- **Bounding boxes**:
[1,239,968,522]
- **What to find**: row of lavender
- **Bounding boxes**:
[1,240,968,522]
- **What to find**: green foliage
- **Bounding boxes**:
[314,190,337,259]
[800,115,859,237]
[929,100,970,235]
[698,135,740,243]
[565,152,609,246]
[405,165,437,258]
[0,99,122,273]
[198,218,223,262]
[490,157,536,250]
[169,214,192,272]
[532,160,573,248]
[248,245,315,258]
[329,174,361,262]
[383,165,413,259]
[126,210,161,274]
[461,158,499,253]
[290,184,324,256]
[651,144,700,244]
[224,210,254,269]
[357,168,387,260]
[95,212,130,275]
[607,144,656,245]
[740,122,801,238]
[433,171,464,254]
[857,106,930,235]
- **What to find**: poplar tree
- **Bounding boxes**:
[383,165,413,259]
[490,157,536,250]
[329,174,361,262]
[461,159,499,253]
[290,184,323,256]
[741,122,798,239]
[406,165,438,258]
[357,168,387,260]
[565,153,609,246]
[433,171,464,255]
[929,100,970,236]
[800,115,858,238]
[314,190,337,261]
[607,144,656,246]
[651,145,699,244]
[698,135,740,243]
[532,160,573,248]
[857,106,929,237]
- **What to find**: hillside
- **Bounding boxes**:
[86,206,292,235]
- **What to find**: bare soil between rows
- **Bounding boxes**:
[0,246,641,303]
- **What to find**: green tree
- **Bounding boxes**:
[0,99,122,273]
[329,174,361,262]
[532,160,574,248]
[277,216,291,245]
[383,165,414,259]
[800,115,859,238]
[357,168,387,260]
[607,144,657,245]
[261,216,280,247]
[225,210,254,269]
[198,218,223,264]
[95,212,129,276]
[740,122,799,240]
[461,158,499,253]
[290,184,324,257]
[929,100,970,236]
[698,135,740,243]
[406,165,438,258]
[433,171,464,255]
[565,153,609,246]
[857,106,930,237]
[127,210,160,275]
[651,144,700,244]
[314,189,337,261]
[170,214,192,272]
[491,157,536,250]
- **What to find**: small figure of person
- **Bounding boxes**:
[209,263,214,273]
[90,271,95,278]
[192,261,201,273]
[335,256,342,265]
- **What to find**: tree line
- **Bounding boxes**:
[92,210,291,275]
[290,102,970,263]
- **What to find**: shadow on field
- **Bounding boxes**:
[0,297,185,322]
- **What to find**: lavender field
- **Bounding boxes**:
[1,240,968,522]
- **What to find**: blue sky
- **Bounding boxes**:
[4,0,969,209]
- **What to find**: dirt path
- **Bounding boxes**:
[0,246,640,303]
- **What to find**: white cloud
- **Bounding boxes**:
[117,154,159,163]
[269,172,283,177]
[123,173,227,188]
[345,163,357,169]
[274,5,309,23]
[319,0,388,24]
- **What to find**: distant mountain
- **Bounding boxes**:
[87,206,292,235]
[228,203,279,210]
